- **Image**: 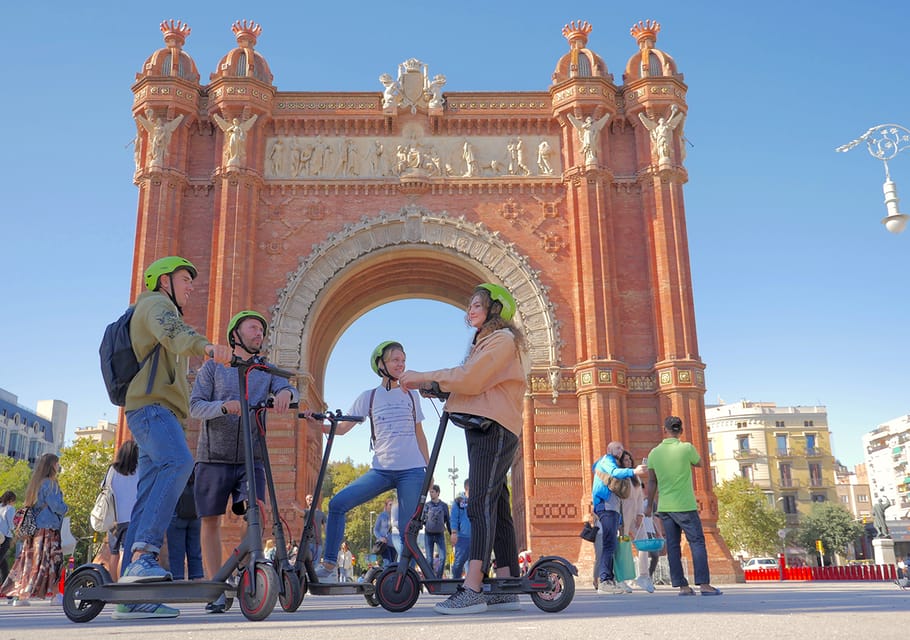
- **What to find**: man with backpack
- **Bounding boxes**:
[424,484,450,578]
[114,256,231,620]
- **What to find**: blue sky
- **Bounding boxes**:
[3,1,909,498]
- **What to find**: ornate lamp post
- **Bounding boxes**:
[837,124,910,234]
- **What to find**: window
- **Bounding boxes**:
[781,495,797,514]
[809,463,822,487]
[736,421,747,429]
[775,421,785,428]
[708,440,714,455]
[740,465,754,481]
[578,55,592,77]
[811,494,826,503]
[806,433,818,456]
[804,420,814,427]
[776,434,788,456]
[0,426,6,451]
[858,495,870,503]
[738,435,750,450]
[779,463,793,487]
[840,495,848,503]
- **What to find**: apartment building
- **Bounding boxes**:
[862,414,910,518]
[0,387,67,463]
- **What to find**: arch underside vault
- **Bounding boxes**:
[270,204,562,386]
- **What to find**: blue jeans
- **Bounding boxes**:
[122,405,195,565]
[659,510,710,587]
[166,515,203,580]
[452,536,470,579]
[425,532,446,578]
[323,466,424,565]
[595,507,620,582]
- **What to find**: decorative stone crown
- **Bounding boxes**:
[562,20,592,48]
[160,19,191,48]
[232,19,262,47]
[630,20,660,48]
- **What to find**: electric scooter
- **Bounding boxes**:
[63,356,294,623]
[372,384,577,613]
[283,409,381,611]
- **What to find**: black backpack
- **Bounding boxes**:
[99,306,160,406]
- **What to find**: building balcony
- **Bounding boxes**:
[806,447,824,457]
[776,448,794,457]
[808,478,825,488]
[778,478,801,489]
[734,448,763,460]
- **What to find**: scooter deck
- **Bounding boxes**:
[74,579,232,604]
[306,581,374,596]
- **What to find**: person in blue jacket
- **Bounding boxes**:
[449,479,472,579]
[591,442,646,595]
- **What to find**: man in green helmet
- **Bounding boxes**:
[116,256,232,620]
[190,310,299,613]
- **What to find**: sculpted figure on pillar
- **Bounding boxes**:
[213,113,259,167]
[639,104,685,166]
[567,112,610,166]
[537,140,554,175]
[136,110,184,168]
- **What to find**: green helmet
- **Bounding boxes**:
[144,256,197,291]
[227,310,268,348]
[371,340,404,376]
[475,283,516,321]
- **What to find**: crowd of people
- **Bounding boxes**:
[0,258,726,618]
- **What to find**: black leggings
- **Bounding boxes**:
[465,422,520,577]
[0,537,10,586]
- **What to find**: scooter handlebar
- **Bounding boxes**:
[299,409,365,423]
[419,381,450,400]
[230,355,296,379]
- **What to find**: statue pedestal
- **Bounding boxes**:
[873,537,896,566]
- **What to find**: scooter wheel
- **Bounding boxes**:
[375,565,421,613]
[278,569,303,612]
[238,563,279,621]
[63,568,106,623]
[528,560,575,613]
[363,566,380,607]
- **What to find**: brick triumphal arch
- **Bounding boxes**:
[125,18,738,580]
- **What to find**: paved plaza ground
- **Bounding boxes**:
[1,581,906,640]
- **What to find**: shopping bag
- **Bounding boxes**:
[60,516,77,555]
[633,516,665,553]
[613,536,636,582]
[90,469,117,532]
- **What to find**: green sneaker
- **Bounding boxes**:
[111,603,180,620]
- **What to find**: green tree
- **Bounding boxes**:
[796,502,863,565]
[0,456,32,504]
[319,458,394,565]
[59,439,114,562]
[714,476,786,556]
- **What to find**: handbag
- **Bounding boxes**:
[579,521,598,543]
[448,413,494,432]
[613,535,636,582]
[606,474,631,499]
[633,516,665,553]
[14,506,37,537]
[90,468,117,533]
[60,516,77,555]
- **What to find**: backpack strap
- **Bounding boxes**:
[141,344,161,396]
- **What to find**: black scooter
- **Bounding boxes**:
[63,356,294,623]
[281,409,381,611]
[372,384,577,613]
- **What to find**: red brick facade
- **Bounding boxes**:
[124,19,740,581]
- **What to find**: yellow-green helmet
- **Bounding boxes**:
[144,256,197,291]
[371,340,404,376]
[475,283,516,321]
[227,310,268,348]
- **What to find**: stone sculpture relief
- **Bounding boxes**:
[639,104,684,166]
[380,59,446,113]
[264,135,562,180]
[135,110,184,168]
[213,113,259,167]
[567,112,610,166]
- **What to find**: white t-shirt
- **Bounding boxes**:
[349,385,426,471]
[109,469,139,524]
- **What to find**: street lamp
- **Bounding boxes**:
[447,456,459,501]
[369,511,376,558]
[836,124,910,234]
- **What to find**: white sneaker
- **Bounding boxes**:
[596,580,625,595]
[621,581,633,593]
[635,576,655,593]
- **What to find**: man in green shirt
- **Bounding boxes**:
[645,416,722,596]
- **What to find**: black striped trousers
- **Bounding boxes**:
[464,421,520,577]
